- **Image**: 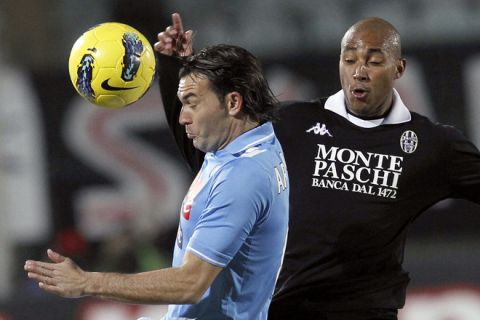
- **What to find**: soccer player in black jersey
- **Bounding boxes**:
[154,13,480,320]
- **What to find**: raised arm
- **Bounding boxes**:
[154,13,193,57]
[154,13,204,173]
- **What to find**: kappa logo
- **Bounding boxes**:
[400,130,418,153]
[306,122,333,137]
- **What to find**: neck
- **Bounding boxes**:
[346,107,390,120]
[218,117,260,150]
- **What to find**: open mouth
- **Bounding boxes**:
[352,88,368,99]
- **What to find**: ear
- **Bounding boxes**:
[225,92,243,116]
[394,58,407,80]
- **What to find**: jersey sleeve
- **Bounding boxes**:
[156,54,204,173]
[441,124,480,203]
[186,160,272,267]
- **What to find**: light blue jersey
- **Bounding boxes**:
[165,122,289,320]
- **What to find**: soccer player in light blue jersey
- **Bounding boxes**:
[25,44,289,320]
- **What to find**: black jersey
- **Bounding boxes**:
[157,55,480,313]
[271,98,480,313]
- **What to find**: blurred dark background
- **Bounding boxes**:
[0,0,479,319]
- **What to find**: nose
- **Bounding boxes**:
[179,106,191,125]
[353,65,368,81]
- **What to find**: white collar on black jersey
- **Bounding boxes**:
[324,89,411,128]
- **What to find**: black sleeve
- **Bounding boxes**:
[157,54,204,173]
[442,125,480,203]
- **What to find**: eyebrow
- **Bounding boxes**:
[178,92,197,102]
[367,48,384,55]
[343,46,385,55]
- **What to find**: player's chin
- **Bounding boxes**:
[194,140,216,153]
[347,98,370,114]
[192,139,205,152]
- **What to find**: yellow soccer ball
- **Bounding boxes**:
[68,22,156,108]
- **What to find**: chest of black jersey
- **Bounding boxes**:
[283,119,434,200]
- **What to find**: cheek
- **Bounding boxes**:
[372,71,395,90]
[198,112,224,134]
[339,73,346,86]
[339,65,356,88]
[339,65,348,82]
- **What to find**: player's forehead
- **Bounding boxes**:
[341,29,391,54]
[177,73,209,99]
[342,18,400,54]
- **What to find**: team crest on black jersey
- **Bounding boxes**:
[400,130,418,153]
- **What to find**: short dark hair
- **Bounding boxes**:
[179,44,278,123]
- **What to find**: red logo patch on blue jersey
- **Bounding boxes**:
[182,202,192,220]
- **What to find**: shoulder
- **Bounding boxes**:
[277,98,327,113]
[410,112,469,140]
[207,157,276,207]
[409,112,478,157]
[275,98,328,130]
[215,153,275,186]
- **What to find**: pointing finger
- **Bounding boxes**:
[172,13,184,34]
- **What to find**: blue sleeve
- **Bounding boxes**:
[186,159,272,267]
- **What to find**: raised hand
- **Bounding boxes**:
[154,13,193,57]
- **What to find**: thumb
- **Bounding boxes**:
[47,249,67,263]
